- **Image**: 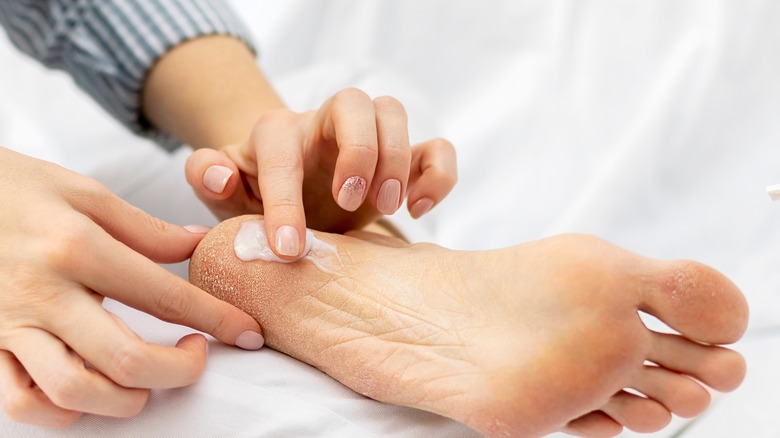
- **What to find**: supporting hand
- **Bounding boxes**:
[0,147,263,427]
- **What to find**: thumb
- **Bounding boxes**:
[185,147,263,220]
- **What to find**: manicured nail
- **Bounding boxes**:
[377,179,401,215]
[410,198,435,218]
[203,165,233,194]
[235,330,265,350]
[275,225,300,257]
[184,224,212,234]
[337,176,367,211]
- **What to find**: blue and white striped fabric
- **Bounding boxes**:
[0,0,255,151]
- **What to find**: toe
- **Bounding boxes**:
[630,365,711,418]
[564,411,623,437]
[650,332,747,392]
[637,260,748,345]
[600,391,671,433]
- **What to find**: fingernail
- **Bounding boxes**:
[410,198,435,218]
[377,179,401,214]
[184,224,212,234]
[203,165,233,194]
[275,225,300,257]
[337,176,367,211]
[235,330,265,350]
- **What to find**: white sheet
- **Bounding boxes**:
[1,1,779,436]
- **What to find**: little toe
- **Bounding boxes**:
[630,364,711,418]
[649,332,747,392]
[600,391,671,433]
[637,260,748,345]
[563,411,623,438]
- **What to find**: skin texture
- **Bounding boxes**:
[190,215,749,438]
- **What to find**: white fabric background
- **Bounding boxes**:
[0,1,778,436]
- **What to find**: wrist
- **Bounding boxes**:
[142,35,285,150]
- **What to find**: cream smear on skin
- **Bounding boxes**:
[234,220,342,274]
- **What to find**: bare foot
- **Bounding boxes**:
[189,215,748,438]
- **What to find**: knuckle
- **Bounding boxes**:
[254,108,296,127]
[65,176,116,216]
[265,194,299,210]
[1,389,34,422]
[379,135,411,160]
[144,214,172,237]
[3,400,80,427]
[334,87,371,104]
[425,163,458,187]
[109,341,150,387]
[373,95,407,115]
[203,312,229,343]
[49,411,82,428]
[46,370,87,409]
[446,168,459,186]
[122,389,150,417]
[41,218,93,272]
[135,213,174,259]
[430,137,456,155]
[384,141,412,161]
[345,139,379,156]
[263,156,303,176]
[67,173,110,201]
[153,282,193,325]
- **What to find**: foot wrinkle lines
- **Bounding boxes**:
[190,216,748,438]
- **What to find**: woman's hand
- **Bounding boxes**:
[185,88,458,259]
[140,39,456,259]
[0,147,263,427]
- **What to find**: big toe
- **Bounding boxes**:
[637,259,748,345]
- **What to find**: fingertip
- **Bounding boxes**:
[185,148,240,200]
[405,138,457,219]
[234,330,265,351]
[273,224,304,259]
[409,197,435,219]
[183,224,212,234]
[175,333,209,377]
[376,178,402,215]
[176,333,209,356]
[336,175,368,212]
[197,301,265,351]
[176,332,208,346]
[203,165,234,195]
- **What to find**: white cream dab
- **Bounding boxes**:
[767,184,780,201]
[234,220,342,274]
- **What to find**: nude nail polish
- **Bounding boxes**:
[203,165,233,194]
[377,179,401,214]
[276,225,300,257]
[337,176,367,211]
[184,225,212,234]
[410,198,434,218]
[235,330,265,350]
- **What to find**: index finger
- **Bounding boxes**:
[250,110,307,259]
[65,226,264,350]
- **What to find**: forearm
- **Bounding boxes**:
[0,1,259,151]
[141,35,285,150]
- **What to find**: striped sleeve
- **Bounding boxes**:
[0,0,256,151]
